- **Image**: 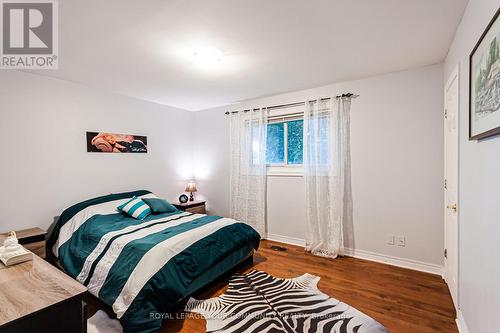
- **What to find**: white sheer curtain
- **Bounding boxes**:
[229,108,268,237]
[303,97,353,258]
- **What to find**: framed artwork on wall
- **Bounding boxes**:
[86,132,148,153]
[470,7,500,140]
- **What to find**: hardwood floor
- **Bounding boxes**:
[87,240,458,333]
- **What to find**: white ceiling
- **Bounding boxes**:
[40,0,468,111]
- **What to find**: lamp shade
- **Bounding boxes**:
[185,181,197,193]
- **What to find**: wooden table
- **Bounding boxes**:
[0,254,87,332]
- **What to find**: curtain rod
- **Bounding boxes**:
[224,93,359,115]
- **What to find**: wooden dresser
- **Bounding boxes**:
[173,200,206,214]
[0,255,87,332]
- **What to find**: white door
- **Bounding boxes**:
[444,66,459,309]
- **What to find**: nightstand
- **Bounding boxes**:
[0,227,47,258]
[173,200,206,214]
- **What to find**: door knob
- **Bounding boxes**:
[446,204,457,212]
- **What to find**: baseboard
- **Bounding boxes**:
[456,310,470,333]
[342,247,443,275]
[265,233,442,275]
[266,233,306,247]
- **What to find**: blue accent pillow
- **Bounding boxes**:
[117,196,151,220]
[143,198,178,214]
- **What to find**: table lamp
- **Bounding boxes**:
[185,181,197,201]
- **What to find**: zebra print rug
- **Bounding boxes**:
[185,270,389,333]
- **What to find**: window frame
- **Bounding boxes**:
[266,109,304,177]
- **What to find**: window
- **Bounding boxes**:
[286,120,304,165]
[266,122,285,164]
[266,117,304,175]
[249,107,331,175]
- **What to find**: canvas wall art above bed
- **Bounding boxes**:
[86,131,148,153]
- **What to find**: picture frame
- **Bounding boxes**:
[469,6,500,140]
[86,131,148,153]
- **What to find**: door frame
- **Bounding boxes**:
[443,64,460,309]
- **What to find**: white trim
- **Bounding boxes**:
[266,233,306,247]
[443,63,460,309]
[342,247,443,275]
[456,309,470,333]
[267,104,305,118]
[267,165,303,177]
[265,234,443,275]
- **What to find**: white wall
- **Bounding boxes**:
[444,1,500,332]
[194,64,444,267]
[0,71,194,231]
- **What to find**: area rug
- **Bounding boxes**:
[185,270,389,333]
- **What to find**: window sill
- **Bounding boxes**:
[266,166,304,177]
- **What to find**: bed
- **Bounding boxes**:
[47,190,261,333]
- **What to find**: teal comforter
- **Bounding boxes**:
[47,190,260,333]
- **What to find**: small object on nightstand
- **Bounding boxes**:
[0,228,47,259]
[185,180,197,201]
[179,194,189,203]
[173,200,206,214]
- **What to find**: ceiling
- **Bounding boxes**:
[39,0,468,111]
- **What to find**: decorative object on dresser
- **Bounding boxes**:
[0,231,33,266]
[0,254,87,333]
[0,227,46,259]
[185,180,198,201]
[173,200,206,214]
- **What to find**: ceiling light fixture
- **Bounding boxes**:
[190,46,224,69]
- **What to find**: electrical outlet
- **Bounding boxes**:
[386,234,395,245]
[396,236,406,247]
